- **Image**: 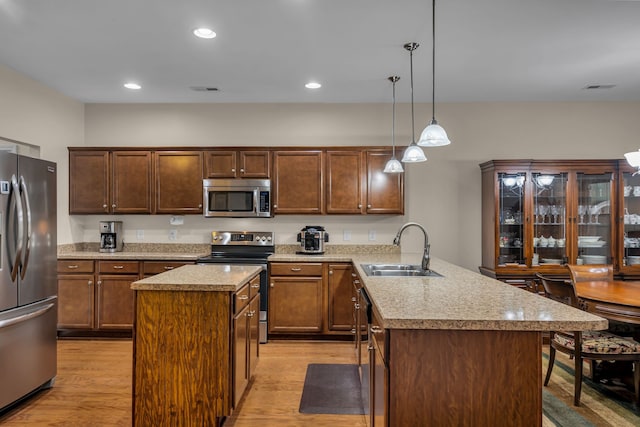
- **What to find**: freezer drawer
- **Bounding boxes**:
[0,297,57,412]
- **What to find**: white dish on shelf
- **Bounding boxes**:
[628,256,640,266]
[578,241,607,248]
[580,255,607,264]
[577,236,601,243]
[541,258,563,264]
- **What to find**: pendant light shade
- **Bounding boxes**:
[418,0,451,147]
[401,42,427,163]
[625,149,640,175]
[384,76,404,173]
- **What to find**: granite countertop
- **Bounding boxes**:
[57,251,208,261]
[131,265,263,292]
[271,252,608,332]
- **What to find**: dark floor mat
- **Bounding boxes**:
[299,363,365,415]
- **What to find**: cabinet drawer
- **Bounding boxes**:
[248,274,261,300]
[98,261,140,274]
[270,263,322,276]
[235,283,250,314]
[57,260,94,274]
[143,261,189,275]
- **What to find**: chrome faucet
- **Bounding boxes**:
[393,222,431,271]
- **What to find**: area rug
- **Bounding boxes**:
[298,363,365,415]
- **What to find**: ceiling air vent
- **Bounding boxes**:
[190,86,219,92]
[583,84,616,90]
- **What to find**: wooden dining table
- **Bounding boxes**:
[574,280,640,326]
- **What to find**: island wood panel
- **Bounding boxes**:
[389,329,542,427]
[133,290,232,426]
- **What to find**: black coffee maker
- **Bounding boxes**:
[99,221,124,253]
[297,226,329,255]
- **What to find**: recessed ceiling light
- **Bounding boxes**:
[124,82,141,90]
[305,82,321,89]
[193,28,216,39]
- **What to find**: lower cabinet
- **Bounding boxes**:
[268,262,354,337]
[233,276,260,407]
[57,260,95,329]
[369,308,388,427]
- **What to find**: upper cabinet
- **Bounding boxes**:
[480,159,619,282]
[204,150,270,179]
[69,150,152,214]
[154,151,204,214]
[365,150,404,215]
[326,150,363,214]
[272,150,324,214]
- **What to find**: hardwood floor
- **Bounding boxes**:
[0,339,365,426]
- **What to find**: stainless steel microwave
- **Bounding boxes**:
[203,179,272,218]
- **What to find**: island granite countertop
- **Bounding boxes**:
[131,264,262,292]
[269,252,608,332]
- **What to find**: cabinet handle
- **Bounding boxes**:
[102,204,107,208]
[290,267,302,272]
[240,168,245,173]
[354,279,360,284]
[247,310,256,317]
[329,270,333,275]
[97,280,102,286]
[113,265,124,269]
[273,204,277,208]
[367,204,372,208]
[355,303,360,309]
[232,168,236,173]
[370,326,383,334]
[358,204,362,209]
[351,273,357,277]
[270,282,274,288]
[350,328,356,334]
[198,203,203,208]
[112,204,116,208]
[351,297,357,302]
[67,265,79,269]
[251,283,260,288]
[237,295,249,300]
[88,280,93,286]
[164,266,174,270]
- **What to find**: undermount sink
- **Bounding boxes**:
[360,264,443,278]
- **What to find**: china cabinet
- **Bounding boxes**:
[480,159,619,286]
[618,163,640,277]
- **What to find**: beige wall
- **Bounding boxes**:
[3,63,639,271]
[83,102,640,271]
[0,64,84,245]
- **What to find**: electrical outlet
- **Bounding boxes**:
[169,229,178,241]
[136,230,144,240]
[368,230,376,241]
[343,230,352,241]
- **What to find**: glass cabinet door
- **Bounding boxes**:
[498,173,526,266]
[532,172,568,266]
[621,171,640,267]
[576,173,613,265]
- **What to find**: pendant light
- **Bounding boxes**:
[625,149,640,175]
[384,76,404,173]
[418,0,451,147]
[401,42,427,163]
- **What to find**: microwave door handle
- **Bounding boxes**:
[253,189,259,215]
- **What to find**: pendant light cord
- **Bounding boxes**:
[431,0,436,122]
[410,48,416,143]
[392,78,396,157]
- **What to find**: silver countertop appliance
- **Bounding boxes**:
[99,221,123,253]
[297,225,329,255]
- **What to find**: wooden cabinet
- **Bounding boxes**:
[480,159,619,285]
[204,150,270,178]
[154,151,204,214]
[96,261,139,329]
[365,150,404,214]
[369,308,387,427]
[268,262,323,333]
[326,151,363,214]
[68,150,152,214]
[272,150,324,214]
[69,150,110,214]
[57,260,95,329]
[327,263,354,331]
[142,260,191,277]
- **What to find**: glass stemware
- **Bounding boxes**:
[577,205,587,224]
[538,204,549,224]
[550,205,558,224]
[589,205,600,224]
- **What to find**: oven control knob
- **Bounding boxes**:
[212,236,218,241]
[260,236,266,242]
[267,236,272,241]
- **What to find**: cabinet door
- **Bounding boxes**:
[142,261,190,277]
[57,275,94,329]
[328,263,354,331]
[239,150,270,178]
[269,276,323,332]
[272,151,324,214]
[248,295,260,378]
[69,150,109,214]
[366,151,404,214]
[233,302,249,408]
[531,171,569,268]
[620,165,640,271]
[204,151,237,178]
[497,171,528,267]
[96,275,137,329]
[326,151,363,214]
[155,151,204,214]
[371,341,387,427]
[112,151,152,213]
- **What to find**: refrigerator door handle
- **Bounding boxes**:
[0,302,55,330]
[8,175,24,282]
[18,176,32,280]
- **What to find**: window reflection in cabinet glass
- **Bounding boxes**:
[576,173,612,265]
[622,172,640,266]
[498,173,525,266]
[532,173,567,266]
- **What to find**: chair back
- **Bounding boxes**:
[535,273,580,308]
[567,264,613,284]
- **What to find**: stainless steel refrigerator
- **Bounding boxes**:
[0,153,57,412]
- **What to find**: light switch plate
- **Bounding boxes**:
[169,229,178,240]
[136,230,144,240]
[368,230,376,241]
[343,230,351,241]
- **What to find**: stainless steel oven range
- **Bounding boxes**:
[197,230,274,343]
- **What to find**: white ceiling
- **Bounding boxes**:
[1,0,639,104]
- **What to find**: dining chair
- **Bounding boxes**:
[535,273,640,406]
[566,264,613,283]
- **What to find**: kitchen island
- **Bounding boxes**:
[131,264,262,427]
[269,252,608,426]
